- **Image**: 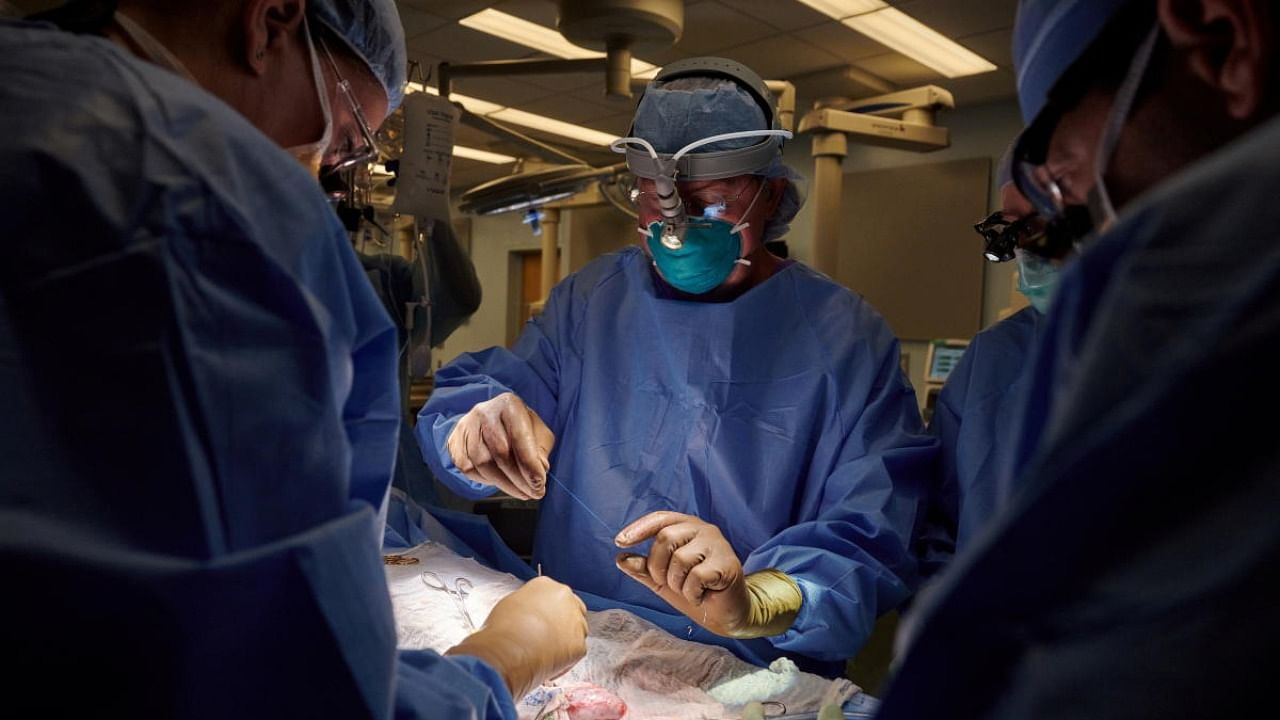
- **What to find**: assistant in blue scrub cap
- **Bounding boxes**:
[0,3,577,716]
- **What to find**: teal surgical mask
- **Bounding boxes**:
[1016,248,1060,314]
[645,181,764,295]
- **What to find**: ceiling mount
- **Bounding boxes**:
[800,85,955,276]
[556,0,684,52]
[442,2,683,100]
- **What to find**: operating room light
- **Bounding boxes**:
[406,82,618,147]
[484,191,575,216]
[795,0,997,78]
[459,9,660,79]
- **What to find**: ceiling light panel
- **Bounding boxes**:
[794,0,997,78]
[460,9,600,60]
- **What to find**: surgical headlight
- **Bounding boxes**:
[615,57,787,184]
[974,211,1050,263]
[612,131,790,250]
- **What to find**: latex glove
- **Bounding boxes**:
[445,577,588,699]
[446,392,555,500]
[614,511,802,639]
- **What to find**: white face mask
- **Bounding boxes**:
[284,18,334,179]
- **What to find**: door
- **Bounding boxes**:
[506,249,543,348]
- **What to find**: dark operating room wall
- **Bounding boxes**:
[838,158,990,341]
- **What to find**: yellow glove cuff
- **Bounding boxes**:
[731,569,803,639]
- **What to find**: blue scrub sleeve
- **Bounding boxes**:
[338,247,404,514]
[395,650,517,720]
[417,279,568,499]
[743,347,932,661]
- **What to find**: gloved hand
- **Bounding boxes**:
[446,392,555,499]
[445,577,588,699]
[614,511,802,639]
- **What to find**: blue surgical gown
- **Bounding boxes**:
[0,20,514,720]
[876,116,1280,720]
[916,307,1043,580]
[418,246,935,674]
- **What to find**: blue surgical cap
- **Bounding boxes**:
[632,77,770,154]
[309,0,407,111]
[1013,0,1133,125]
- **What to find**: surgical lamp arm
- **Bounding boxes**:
[457,109,590,166]
[764,81,796,133]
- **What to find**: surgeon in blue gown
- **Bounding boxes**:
[418,58,936,676]
[0,1,584,717]
[915,177,1062,579]
[878,1,1280,718]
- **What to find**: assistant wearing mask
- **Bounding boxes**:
[1,0,587,717]
[883,0,1280,713]
[915,177,1059,582]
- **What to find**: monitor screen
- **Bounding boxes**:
[927,345,968,383]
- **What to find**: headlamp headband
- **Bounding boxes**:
[616,57,787,181]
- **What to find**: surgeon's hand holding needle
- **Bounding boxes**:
[446,577,587,699]
[615,511,802,639]
[447,392,555,500]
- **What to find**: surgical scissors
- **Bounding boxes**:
[421,571,477,631]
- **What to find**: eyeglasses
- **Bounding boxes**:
[629,180,757,221]
[1010,100,1065,210]
[315,36,381,176]
[1011,162,1094,260]
[1008,105,1094,260]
